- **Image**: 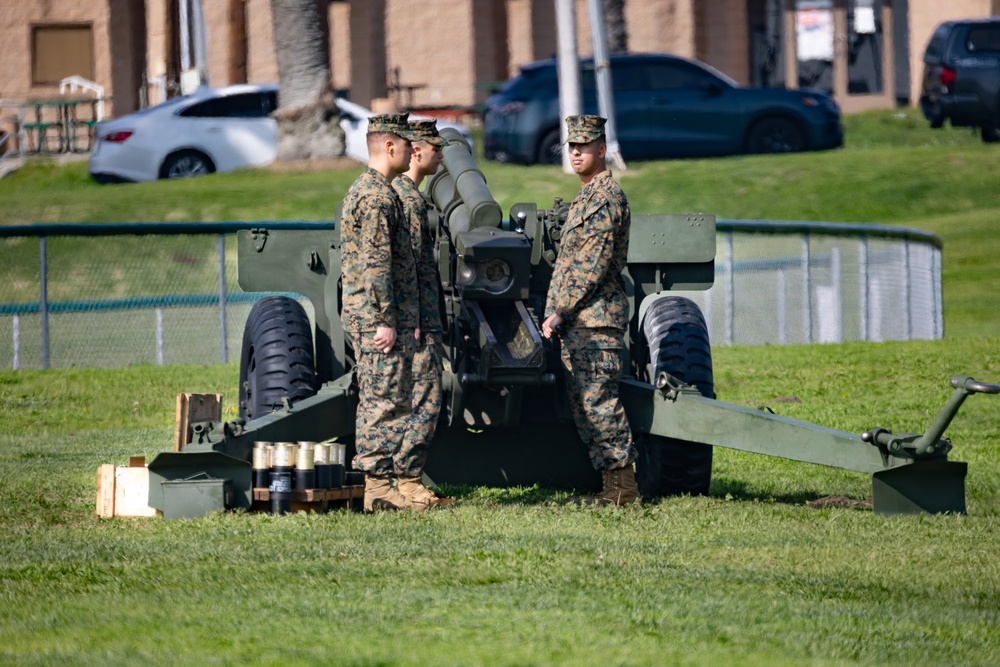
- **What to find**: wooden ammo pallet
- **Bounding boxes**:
[252,486,364,513]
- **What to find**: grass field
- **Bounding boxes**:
[1,109,999,665]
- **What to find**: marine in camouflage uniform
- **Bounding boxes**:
[390,120,454,509]
[340,113,421,510]
[541,115,638,506]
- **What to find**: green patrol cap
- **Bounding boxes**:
[410,120,446,146]
[565,114,607,143]
[367,113,420,141]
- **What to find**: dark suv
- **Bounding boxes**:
[483,52,843,164]
[920,18,1000,142]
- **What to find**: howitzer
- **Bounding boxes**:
[148,128,998,516]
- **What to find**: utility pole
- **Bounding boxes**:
[555,0,581,173]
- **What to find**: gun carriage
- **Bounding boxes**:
[148,129,998,516]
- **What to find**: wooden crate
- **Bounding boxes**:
[251,486,364,514]
[96,457,158,518]
[174,392,223,451]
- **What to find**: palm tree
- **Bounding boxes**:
[270,0,345,160]
[604,0,628,54]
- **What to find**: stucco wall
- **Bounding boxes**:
[5,0,1000,124]
[0,0,113,108]
[385,0,477,108]
[330,2,352,92]
[246,0,279,86]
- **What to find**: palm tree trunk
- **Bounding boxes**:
[270,0,345,160]
[604,0,628,54]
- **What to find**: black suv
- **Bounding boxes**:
[920,18,1000,142]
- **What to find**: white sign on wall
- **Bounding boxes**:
[797,3,834,61]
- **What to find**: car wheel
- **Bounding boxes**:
[634,295,714,499]
[746,117,805,153]
[536,129,562,165]
[160,149,216,179]
[980,125,999,143]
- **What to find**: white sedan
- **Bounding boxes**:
[89,83,473,183]
[334,96,474,162]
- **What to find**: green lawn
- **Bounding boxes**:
[1,108,999,665]
[3,107,998,338]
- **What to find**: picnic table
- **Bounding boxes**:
[20,97,104,154]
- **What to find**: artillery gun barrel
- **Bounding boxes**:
[426,128,503,238]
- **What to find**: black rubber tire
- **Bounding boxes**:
[160,149,216,179]
[980,125,999,143]
[536,128,562,165]
[746,116,805,153]
[238,296,318,421]
[636,295,714,498]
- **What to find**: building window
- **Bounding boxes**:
[32,24,95,85]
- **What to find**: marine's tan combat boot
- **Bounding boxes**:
[397,476,455,511]
[363,475,408,512]
[568,467,640,507]
[596,466,640,506]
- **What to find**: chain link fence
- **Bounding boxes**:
[0,220,941,371]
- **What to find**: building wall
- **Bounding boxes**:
[203,0,234,88]
[383,0,512,109]
[4,0,1000,123]
[385,0,473,107]
[245,0,278,86]
[623,0,697,59]
[330,1,351,92]
[505,0,557,74]
[907,0,997,104]
[0,0,116,110]
[144,0,169,104]
[107,0,144,114]
[697,0,750,84]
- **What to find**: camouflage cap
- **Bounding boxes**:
[367,113,420,141]
[410,120,447,147]
[565,114,607,143]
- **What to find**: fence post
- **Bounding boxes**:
[777,269,787,345]
[831,246,842,342]
[801,233,812,344]
[217,234,228,364]
[40,237,50,369]
[12,313,20,370]
[156,307,164,365]
[859,236,869,341]
[933,247,943,338]
[724,231,734,346]
[904,239,912,340]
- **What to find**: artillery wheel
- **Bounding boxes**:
[636,295,714,498]
[239,296,318,421]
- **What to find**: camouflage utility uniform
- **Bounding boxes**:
[392,171,444,476]
[545,169,636,471]
[341,166,420,477]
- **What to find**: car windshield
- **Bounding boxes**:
[502,63,558,98]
